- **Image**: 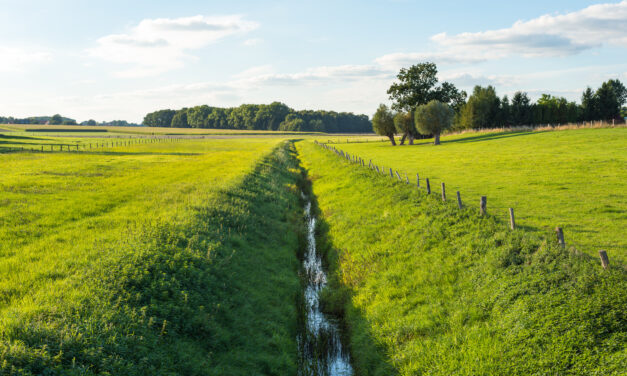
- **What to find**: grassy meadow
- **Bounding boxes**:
[329,128,627,264]
[1,123,321,136]
[297,140,627,375]
[0,136,306,374]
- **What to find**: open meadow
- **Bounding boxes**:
[298,139,627,375]
[0,134,306,374]
[0,127,625,375]
[330,128,627,264]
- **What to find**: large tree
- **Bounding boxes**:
[457,86,501,129]
[387,62,466,112]
[372,104,396,145]
[414,100,454,145]
[393,111,417,145]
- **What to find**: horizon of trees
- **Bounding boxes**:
[143,102,372,133]
[455,78,626,130]
[0,115,140,127]
[375,62,626,145]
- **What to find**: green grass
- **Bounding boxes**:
[0,138,305,374]
[296,139,627,375]
[1,123,322,136]
[329,128,627,264]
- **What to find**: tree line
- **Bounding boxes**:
[373,62,627,145]
[0,114,139,127]
[143,102,372,133]
[456,80,626,130]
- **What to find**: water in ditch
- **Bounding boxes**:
[298,194,353,376]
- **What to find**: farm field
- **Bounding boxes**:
[1,123,322,136]
[297,139,627,375]
[0,137,305,374]
[330,128,627,264]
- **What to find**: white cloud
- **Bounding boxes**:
[0,47,51,72]
[88,15,258,77]
[243,38,263,46]
[431,1,627,58]
[375,51,487,69]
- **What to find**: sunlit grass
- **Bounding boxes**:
[296,139,627,375]
[329,128,627,264]
[0,138,304,374]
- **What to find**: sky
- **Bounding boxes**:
[1,0,626,123]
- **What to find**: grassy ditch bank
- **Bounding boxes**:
[296,140,627,376]
[1,141,304,375]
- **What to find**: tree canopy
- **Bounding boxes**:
[143,102,371,133]
[414,100,454,145]
[372,104,396,145]
[387,62,466,112]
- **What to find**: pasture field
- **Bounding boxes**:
[1,123,321,136]
[0,137,305,374]
[329,128,627,264]
[296,140,627,375]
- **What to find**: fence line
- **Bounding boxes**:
[313,140,616,270]
[0,136,185,154]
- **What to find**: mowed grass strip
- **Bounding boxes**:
[297,140,627,376]
[0,139,303,374]
[331,128,627,264]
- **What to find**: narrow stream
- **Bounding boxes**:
[298,194,353,376]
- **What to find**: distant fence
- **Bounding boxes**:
[0,136,185,154]
[314,140,615,270]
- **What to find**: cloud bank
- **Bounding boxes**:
[88,15,258,77]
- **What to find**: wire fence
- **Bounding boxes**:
[314,140,622,270]
[0,136,185,154]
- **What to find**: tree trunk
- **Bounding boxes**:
[399,133,407,145]
[388,135,397,146]
[434,133,440,145]
[408,134,414,145]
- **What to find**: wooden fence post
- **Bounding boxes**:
[509,208,515,230]
[426,178,431,194]
[375,166,380,173]
[389,168,393,178]
[456,191,462,209]
[555,227,565,248]
[416,173,420,187]
[480,196,487,215]
[598,250,609,269]
[441,183,446,201]
[405,173,409,184]
[395,171,402,180]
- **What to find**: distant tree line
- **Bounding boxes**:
[0,114,139,127]
[374,62,627,146]
[143,102,372,133]
[455,79,626,130]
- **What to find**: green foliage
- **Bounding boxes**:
[143,109,176,127]
[387,62,465,112]
[414,100,453,144]
[457,86,501,129]
[372,104,396,145]
[393,111,417,144]
[171,108,189,128]
[144,102,371,133]
[49,114,63,125]
[0,139,304,374]
[297,140,627,375]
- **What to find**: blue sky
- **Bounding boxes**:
[1,0,626,123]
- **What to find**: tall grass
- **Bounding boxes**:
[297,140,627,375]
[0,139,304,374]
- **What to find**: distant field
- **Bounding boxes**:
[1,123,323,136]
[0,137,304,373]
[330,128,627,264]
